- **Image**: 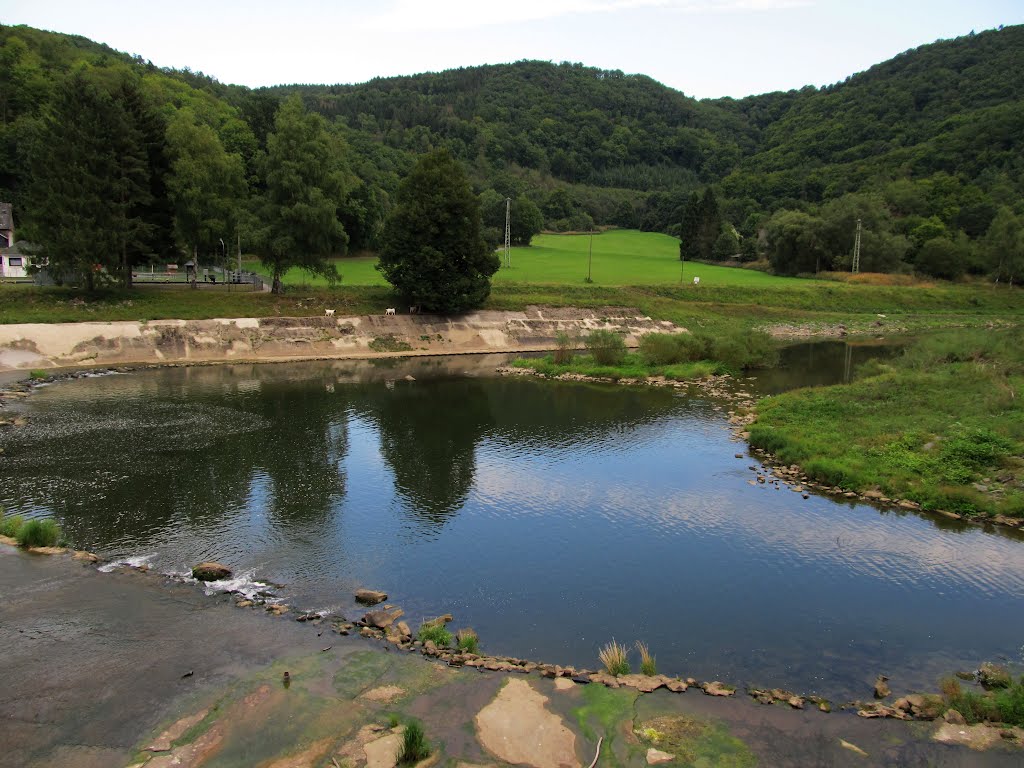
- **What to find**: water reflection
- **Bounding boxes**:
[2,349,1024,700]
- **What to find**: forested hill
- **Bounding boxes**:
[718,25,1024,211]
[1,22,1022,281]
[264,61,759,192]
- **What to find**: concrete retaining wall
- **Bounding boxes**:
[0,307,684,371]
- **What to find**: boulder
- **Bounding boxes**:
[662,677,688,693]
[978,662,1012,690]
[944,709,967,725]
[191,562,232,581]
[702,681,735,697]
[617,674,665,693]
[396,621,412,637]
[363,606,404,629]
[354,589,388,605]
[422,613,453,628]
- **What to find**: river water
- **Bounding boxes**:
[2,342,1023,701]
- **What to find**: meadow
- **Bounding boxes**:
[256,230,807,288]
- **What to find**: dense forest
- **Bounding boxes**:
[1,22,1022,283]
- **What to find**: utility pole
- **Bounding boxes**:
[504,197,511,268]
[852,218,862,274]
[587,228,594,283]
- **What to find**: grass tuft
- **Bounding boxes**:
[636,641,657,676]
[599,639,630,676]
[455,627,479,654]
[417,622,452,647]
[15,518,63,548]
[0,510,26,538]
[396,720,430,765]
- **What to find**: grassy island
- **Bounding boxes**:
[750,329,1024,519]
[512,328,778,381]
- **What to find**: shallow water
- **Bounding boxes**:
[3,345,1023,700]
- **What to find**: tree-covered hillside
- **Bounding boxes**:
[1,22,1022,284]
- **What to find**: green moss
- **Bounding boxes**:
[572,683,638,742]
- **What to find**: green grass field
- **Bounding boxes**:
[495,231,803,287]
[257,230,809,288]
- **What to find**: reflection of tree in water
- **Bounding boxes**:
[255,376,348,530]
[0,366,349,548]
[355,379,496,528]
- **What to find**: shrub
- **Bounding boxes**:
[0,511,25,538]
[417,623,452,647]
[553,331,575,365]
[598,639,630,676]
[455,627,479,654]
[585,330,627,366]
[29,369,48,380]
[639,333,687,365]
[636,641,657,676]
[16,518,63,548]
[397,720,430,765]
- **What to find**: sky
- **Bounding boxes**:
[4,0,1023,99]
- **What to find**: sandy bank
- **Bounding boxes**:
[0,307,682,372]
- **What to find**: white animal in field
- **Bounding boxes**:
[324,309,335,317]
[385,307,396,316]
[693,276,701,286]
[409,305,419,314]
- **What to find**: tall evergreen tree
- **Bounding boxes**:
[255,95,353,294]
[679,191,701,261]
[378,149,499,313]
[26,72,149,289]
[118,79,176,277]
[696,188,722,261]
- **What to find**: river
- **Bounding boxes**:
[2,342,1022,701]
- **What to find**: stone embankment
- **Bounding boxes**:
[0,307,682,372]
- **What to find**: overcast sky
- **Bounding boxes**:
[4,0,1022,99]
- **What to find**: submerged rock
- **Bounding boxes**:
[873,675,891,699]
[354,589,388,605]
[192,562,232,581]
[978,662,1012,690]
[646,748,675,765]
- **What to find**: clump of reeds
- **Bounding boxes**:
[599,639,630,676]
[636,641,657,676]
[397,720,430,764]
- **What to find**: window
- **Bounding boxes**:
[8,257,22,267]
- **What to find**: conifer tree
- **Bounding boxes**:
[378,149,498,313]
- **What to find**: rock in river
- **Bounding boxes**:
[355,589,388,605]
[191,562,232,581]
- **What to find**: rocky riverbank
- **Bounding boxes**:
[7,539,1024,767]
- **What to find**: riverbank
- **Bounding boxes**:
[0,307,680,372]
[4,545,1023,768]
[749,328,1024,521]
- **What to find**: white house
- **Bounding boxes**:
[0,204,31,279]
[0,251,29,278]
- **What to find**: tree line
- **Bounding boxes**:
[2,21,1023,288]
